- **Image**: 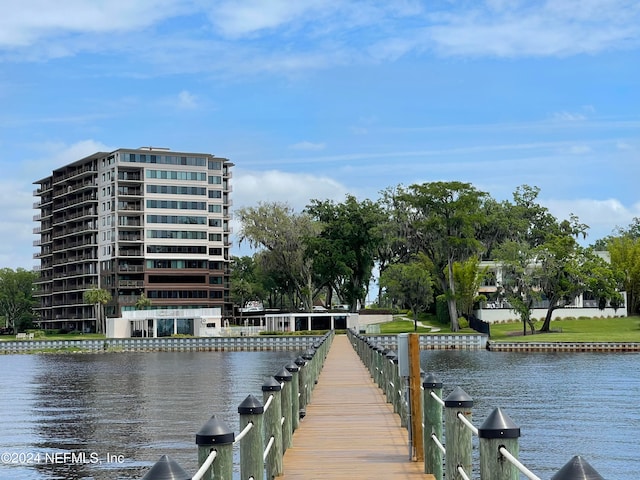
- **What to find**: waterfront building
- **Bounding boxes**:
[475,254,627,323]
[33,147,233,333]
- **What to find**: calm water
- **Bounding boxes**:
[0,349,638,480]
[421,350,640,480]
[0,351,295,480]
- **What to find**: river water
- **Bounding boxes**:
[0,348,638,479]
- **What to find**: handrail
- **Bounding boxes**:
[233,421,254,444]
[263,436,275,461]
[138,330,334,479]
[347,329,607,480]
[430,390,444,406]
[457,465,471,480]
[191,450,217,480]
[431,433,445,454]
[499,446,542,480]
[264,394,274,412]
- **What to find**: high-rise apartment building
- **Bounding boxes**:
[33,147,233,332]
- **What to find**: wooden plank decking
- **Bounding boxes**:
[282,334,434,479]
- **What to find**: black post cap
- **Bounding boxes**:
[262,376,282,392]
[422,373,443,389]
[294,356,306,366]
[141,455,190,480]
[285,361,300,373]
[444,386,474,408]
[196,415,235,446]
[275,366,293,382]
[478,407,520,439]
[302,348,316,360]
[238,394,264,415]
[551,456,605,480]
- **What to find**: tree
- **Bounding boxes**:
[493,241,541,335]
[135,293,152,310]
[608,219,640,316]
[398,181,488,331]
[305,195,385,312]
[450,256,489,319]
[379,254,434,331]
[374,187,412,306]
[0,268,38,333]
[236,202,321,311]
[231,278,253,325]
[537,232,620,332]
[84,288,112,334]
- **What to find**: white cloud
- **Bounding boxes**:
[553,111,587,122]
[208,1,327,38]
[230,168,352,256]
[543,197,640,242]
[176,90,198,109]
[428,1,640,57]
[289,141,326,151]
[0,140,113,269]
[233,169,349,212]
[568,145,592,155]
[0,0,195,47]
[0,181,36,269]
[27,139,112,173]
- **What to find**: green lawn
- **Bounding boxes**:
[378,319,434,334]
[377,315,640,343]
[489,316,640,342]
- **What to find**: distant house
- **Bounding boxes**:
[474,254,627,323]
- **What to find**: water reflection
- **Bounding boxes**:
[0,351,296,480]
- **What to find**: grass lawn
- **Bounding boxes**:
[489,316,640,342]
[377,315,640,343]
[378,319,434,334]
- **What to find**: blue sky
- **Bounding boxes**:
[1,0,638,269]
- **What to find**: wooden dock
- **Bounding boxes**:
[282,334,435,479]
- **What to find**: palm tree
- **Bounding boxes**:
[84,288,112,334]
[135,292,152,310]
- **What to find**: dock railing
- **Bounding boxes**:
[349,329,606,480]
[139,331,333,480]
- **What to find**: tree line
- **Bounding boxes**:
[2,181,637,335]
[234,182,637,333]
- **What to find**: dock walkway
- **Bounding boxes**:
[282,334,434,479]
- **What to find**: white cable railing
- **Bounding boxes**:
[499,446,543,480]
[457,465,472,480]
[191,450,217,480]
[263,436,275,461]
[233,421,254,444]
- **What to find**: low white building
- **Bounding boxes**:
[474,257,627,323]
[107,308,224,338]
[264,312,361,332]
